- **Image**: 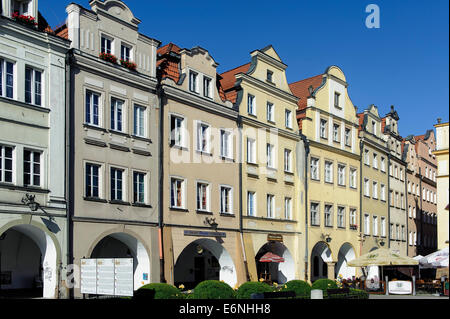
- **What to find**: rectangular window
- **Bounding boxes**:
[220,130,232,159]
[110,98,124,132]
[101,36,112,54]
[311,203,320,226]
[110,167,124,201]
[381,217,386,237]
[390,223,394,239]
[284,149,292,173]
[401,225,405,241]
[396,225,400,241]
[324,205,333,227]
[325,161,333,183]
[23,150,41,187]
[85,90,100,126]
[247,191,256,217]
[401,193,405,209]
[350,168,357,189]
[85,163,100,198]
[408,181,411,193]
[380,184,386,201]
[311,158,319,180]
[0,145,13,183]
[364,178,370,197]
[170,178,184,209]
[133,105,146,137]
[364,214,370,235]
[380,157,386,172]
[0,59,14,99]
[267,70,273,82]
[133,172,146,204]
[350,209,357,228]
[189,71,198,93]
[247,138,256,164]
[345,128,351,146]
[372,121,377,135]
[373,216,378,236]
[285,110,292,129]
[203,76,212,98]
[220,186,232,214]
[373,153,378,169]
[25,67,42,106]
[247,94,255,115]
[364,149,370,166]
[197,123,210,153]
[121,44,131,62]
[320,119,327,139]
[333,123,340,142]
[400,168,404,181]
[266,102,274,122]
[170,115,184,147]
[334,92,340,108]
[338,164,346,186]
[373,181,378,199]
[337,206,345,228]
[285,197,292,220]
[196,182,209,211]
[267,194,275,218]
[267,144,275,169]
[12,0,31,15]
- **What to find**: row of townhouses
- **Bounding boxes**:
[0,0,446,299]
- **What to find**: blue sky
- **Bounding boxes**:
[40,0,449,137]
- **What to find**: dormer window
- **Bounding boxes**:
[334,92,340,108]
[372,121,377,135]
[203,76,212,98]
[12,0,31,16]
[267,70,273,83]
[189,71,198,93]
[121,44,131,62]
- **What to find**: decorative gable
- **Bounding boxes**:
[89,0,141,28]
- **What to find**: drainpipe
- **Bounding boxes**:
[387,154,391,249]
[156,74,166,283]
[404,162,409,257]
[359,140,364,256]
[65,49,74,299]
[300,134,310,282]
[418,167,423,254]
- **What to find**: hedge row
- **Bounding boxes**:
[136,280,369,300]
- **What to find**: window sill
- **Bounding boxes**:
[132,203,153,208]
[0,183,50,194]
[196,150,213,157]
[170,207,189,213]
[83,123,107,133]
[109,130,130,138]
[131,135,152,144]
[247,113,257,119]
[196,210,213,215]
[170,144,189,152]
[284,171,294,176]
[84,197,108,203]
[109,200,131,206]
[220,156,235,162]
[267,120,276,125]
[247,162,258,167]
[220,213,235,218]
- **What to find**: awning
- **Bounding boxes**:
[259,252,285,263]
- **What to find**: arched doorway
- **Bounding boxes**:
[90,232,150,291]
[0,224,58,299]
[174,239,236,290]
[335,243,356,280]
[255,242,295,284]
[311,242,332,282]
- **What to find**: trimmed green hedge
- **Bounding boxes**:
[236,282,273,299]
[281,280,312,297]
[311,279,338,292]
[192,280,236,299]
[138,283,183,299]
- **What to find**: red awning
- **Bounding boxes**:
[259,252,285,263]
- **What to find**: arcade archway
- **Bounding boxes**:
[90,232,151,290]
[174,239,237,290]
[255,242,295,284]
[335,243,357,279]
[0,224,58,299]
[311,242,333,282]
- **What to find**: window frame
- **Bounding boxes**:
[0,144,14,184]
[25,66,43,106]
[23,149,42,188]
[0,58,15,99]
[110,97,125,133]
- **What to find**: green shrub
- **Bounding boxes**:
[311,279,338,292]
[192,280,236,299]
[349,288,369,299]
[236,282,273,299]
[281,280,312,297]
[138,283,182,299]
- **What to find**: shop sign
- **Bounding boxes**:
[184,230,226,238]
[267,234,283,242]
[388,281,412,295]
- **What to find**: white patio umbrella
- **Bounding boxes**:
[420,248,449,268]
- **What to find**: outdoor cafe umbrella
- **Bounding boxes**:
[419,247,449,268]
[347,248,419,267]
[259,252,285,263]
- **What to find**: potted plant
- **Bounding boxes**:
[99,52,118,64]
[120,59,137,71]
[12,12,37,27]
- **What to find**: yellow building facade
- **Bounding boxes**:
[291,66,361,282]
[220,46,304,284]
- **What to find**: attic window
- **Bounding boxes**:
[12,0,31,16]
[334,92,341,108]
[267,70,273,83]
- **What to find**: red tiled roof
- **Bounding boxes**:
[381,117,387,133]
[158,42,181,56]
[157,42,182,83]
[357,112,365,132]
[219,63,251,104]
[54,24,68,40]
[289,74,324,110]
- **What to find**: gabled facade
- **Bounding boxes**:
[0,0,70,299]
[57,0,161,298]
[290,66,360,282]
[157,43,245,289]
[358,105,389,254]
[220,46,304,284]
[403,130,438,257]
[381,106,407,255]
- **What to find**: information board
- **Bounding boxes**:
[388,280,412,295]
[80,258,134,297]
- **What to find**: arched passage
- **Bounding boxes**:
[90,232,150,291]
[335,243,357,280]
[255,242,295,284]
[0,224,58,299]
[311,241,333,282]
[174,239,237,290]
